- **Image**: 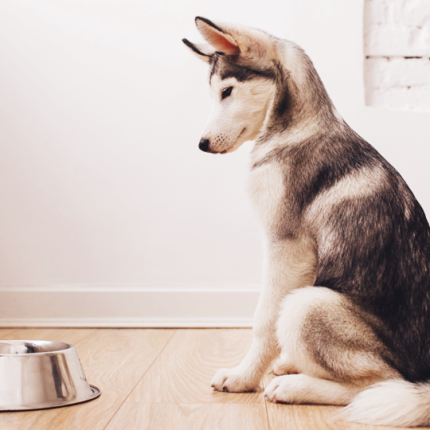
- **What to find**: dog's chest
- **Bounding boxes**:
[247,163,286,230]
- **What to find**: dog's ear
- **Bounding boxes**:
[195,17,240,56]
[182,38,215,63]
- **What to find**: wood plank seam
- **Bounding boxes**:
[264,398,271,430]
[102,329,177,430]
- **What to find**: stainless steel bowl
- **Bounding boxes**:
[0,340,100,411]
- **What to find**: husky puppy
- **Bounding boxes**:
[183,17,430,427]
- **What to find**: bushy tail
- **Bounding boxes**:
[339,379,430,427]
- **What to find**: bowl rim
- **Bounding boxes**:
[0,340,74,356]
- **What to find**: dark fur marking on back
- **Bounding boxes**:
[254,130,381,218]
[314,180,430,382]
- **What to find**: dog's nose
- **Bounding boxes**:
[199,138,210,152]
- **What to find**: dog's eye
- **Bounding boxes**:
[221,86,233,100]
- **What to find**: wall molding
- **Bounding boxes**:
[0,284,260,328]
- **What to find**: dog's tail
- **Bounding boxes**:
[338,379,430,427]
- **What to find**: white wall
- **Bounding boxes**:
[0,0,429,325]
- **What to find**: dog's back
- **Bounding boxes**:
[282,125,430,382]
[253,110,430,424]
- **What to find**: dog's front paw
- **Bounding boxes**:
[211,367,261,393]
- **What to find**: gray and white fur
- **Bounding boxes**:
[183,17,430,427]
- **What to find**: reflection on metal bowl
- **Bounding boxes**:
[0,340,101,411]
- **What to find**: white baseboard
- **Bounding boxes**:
[0,285,260,328]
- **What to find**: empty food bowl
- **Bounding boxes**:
[0,340,101,411]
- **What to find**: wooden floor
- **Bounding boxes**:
[0,328,421,430]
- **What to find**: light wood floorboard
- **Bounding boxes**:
[0,329,27,340]
[0,328,428,430]
[127,328,263,404]
[106,403,269,430]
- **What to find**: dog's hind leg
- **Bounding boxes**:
[265,286,400,405]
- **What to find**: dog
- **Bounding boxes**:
[183,17,430,427]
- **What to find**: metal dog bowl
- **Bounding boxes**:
[0,340,101,411]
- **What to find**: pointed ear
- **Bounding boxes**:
[195,17,240,56]
[182,38,215,64]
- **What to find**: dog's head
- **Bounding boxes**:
[183,17,279,154]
